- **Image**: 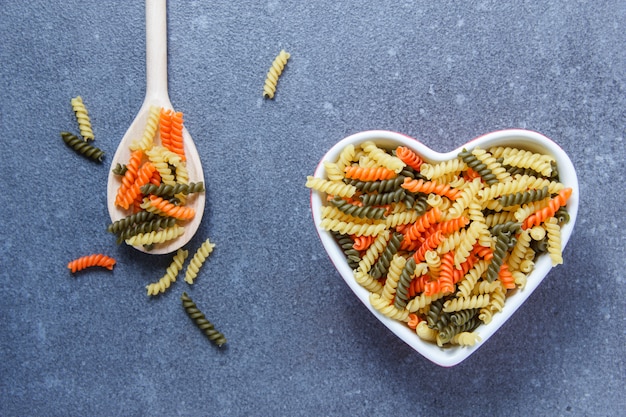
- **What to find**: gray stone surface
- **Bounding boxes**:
[1,1,624,416]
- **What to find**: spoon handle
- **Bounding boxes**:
[145,0,169,102]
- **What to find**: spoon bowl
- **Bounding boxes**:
[106,0,205,254]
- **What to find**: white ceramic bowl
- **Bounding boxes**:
[309,129,579,367]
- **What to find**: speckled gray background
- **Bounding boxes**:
[1,1,624,416]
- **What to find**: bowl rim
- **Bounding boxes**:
[309,128,579,367]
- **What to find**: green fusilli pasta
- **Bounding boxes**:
[107,211,158,234]
[458,148,497,185]
[331,197,386,220]
[370,232,403,279]
[140,181,205,197]
[181,292,227,347]
[499,186,549,207]
[61,131,104,162]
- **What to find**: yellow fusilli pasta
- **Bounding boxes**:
[125,224,185,246]
[184,238,216,284]
[146,248,188,296]
[70,96,94,141]
[263,49,290,99]
[130,105,160,151]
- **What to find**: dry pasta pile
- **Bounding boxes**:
[108,105,205,250]
[306,141,572,347]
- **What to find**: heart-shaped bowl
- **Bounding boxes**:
[309,129,579,367]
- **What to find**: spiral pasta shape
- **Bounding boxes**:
[328,144,356,177]
[401,178,461,200]
[70,96,94,141]
[67,254,116,273]
[184,238,216,284]
[181,292,227,347]
[472,147,510,183]
[499,186,549,207]
[413,231,445,263]
[321,206,372,224]
[442,294,490,313]
[146,146,176,186]
[477,175,533,202]
[361,141,405,173]
[356,231,390,273]
[141,195,196,220]
[319,218,387,237]
[450,331,481,346]
[323,161,345,181]
[107,211,155,234]
[506,228,531,272]
[384,209,422,228]
[159,107,173,151]
[498,147,554,177]
[393,256,417,310]
[125,224,185,246]
[305,176,357,198]
[486,232,511,282]
[354,269,384,294]
[447,178,482,219]
[370,232,403,279]
[115,150,143,205]
[455,259,489,298]
[360,188,406,206]
[349,176,405,194]
[344,165,397,181]
[61,132,104,162]
[406,290,446,312]
[115,162,156,210]
[112,163,127,176]
[403,207,441,242]
[381,254,407,301]
[331,197,386,219]
[545,216,563,266]
[395,146,424,171]
[141,181,205,198]
[415,321,438,342]
[115,216,177,244]
[146,248,188,296]
[420,158,467,180]
[522,188,572,229]
[263,49,290,99]
[352,235,375,251]
[370,293,410,321]
[130,105,160,151]
[169,111,185,161]
[458,148,497,185]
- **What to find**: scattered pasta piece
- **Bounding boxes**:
[68,254,116,273]
[61,131,104,162]
[146,248,188,296]
[184,238,216,284]
[70,96,94,141]
[181,292,227,347]
[307,142,572,347]
[263,49,290,99]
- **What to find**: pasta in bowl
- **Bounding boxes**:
[307,129,579,367]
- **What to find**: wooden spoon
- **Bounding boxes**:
[106,0,205,254]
